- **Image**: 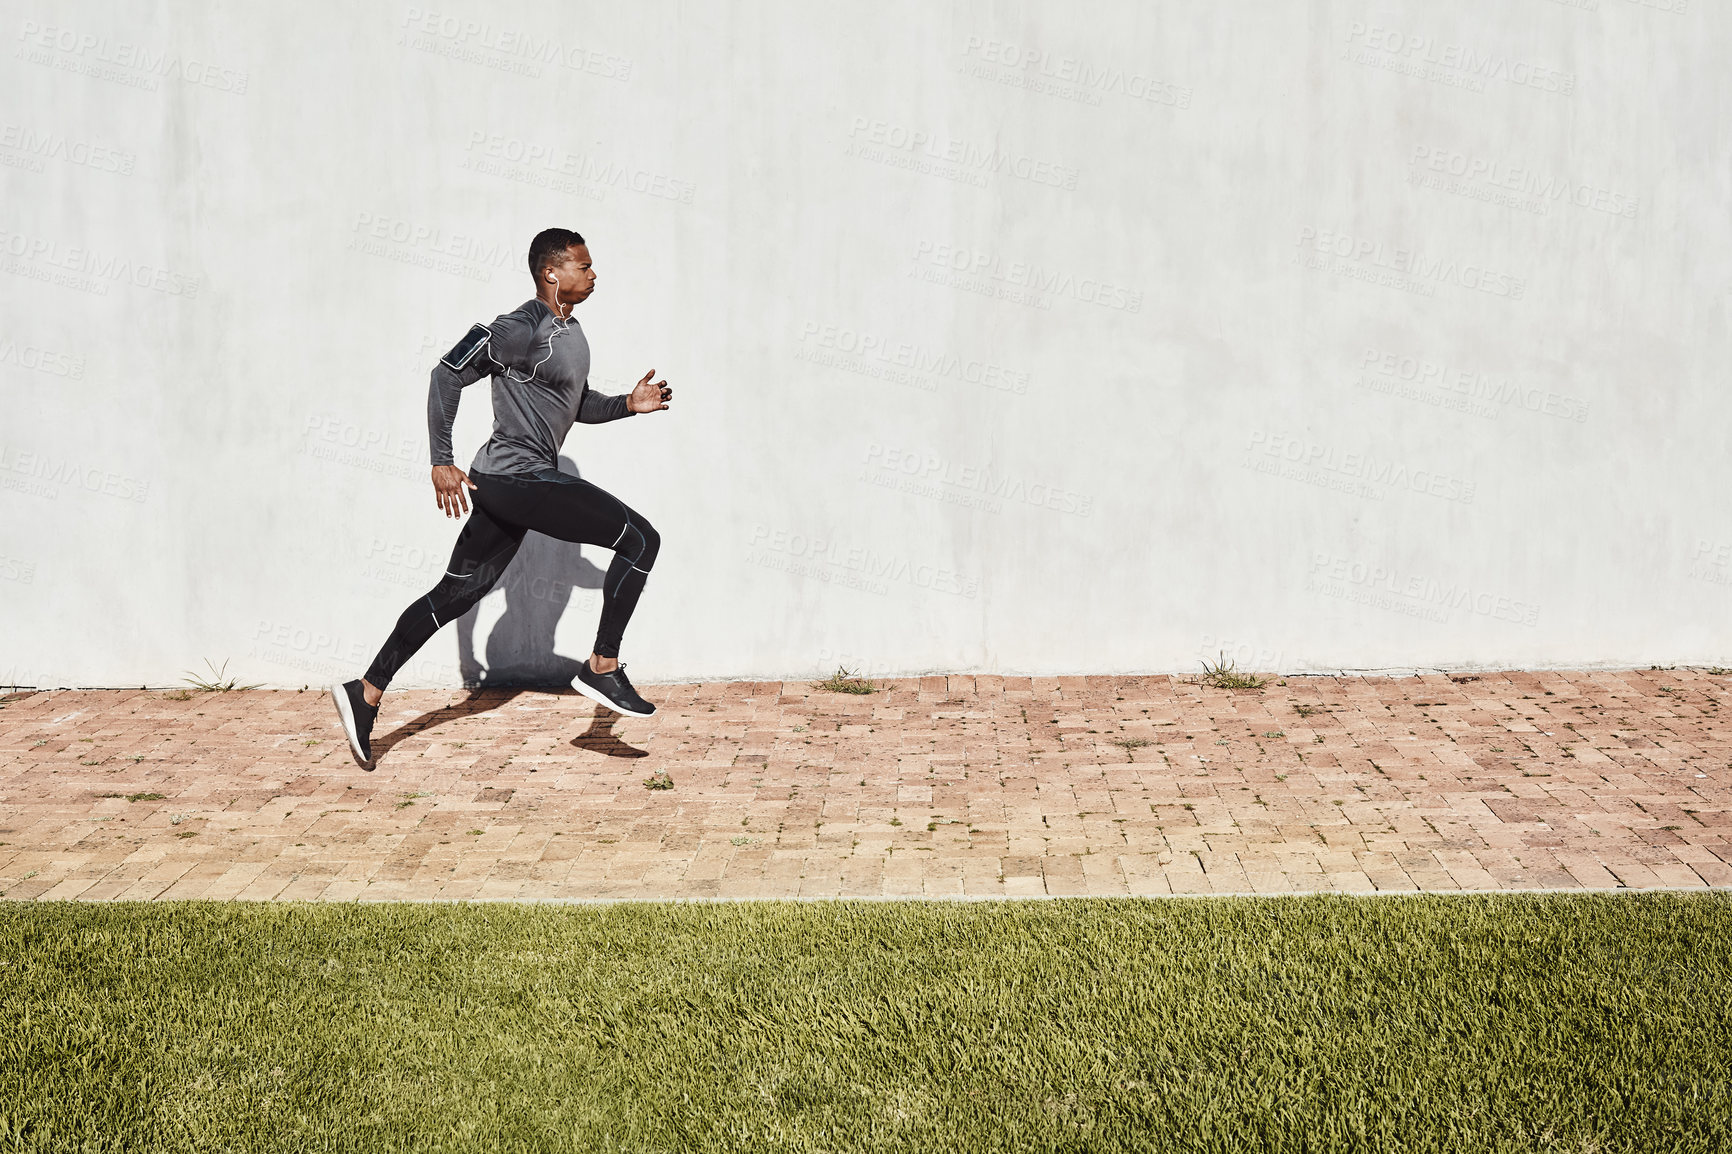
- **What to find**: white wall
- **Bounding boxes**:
[2,0,1727,688]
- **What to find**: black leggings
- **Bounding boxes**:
[363,468,659,690]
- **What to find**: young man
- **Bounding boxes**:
[330,228,673,768]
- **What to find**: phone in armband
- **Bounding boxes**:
[440,322,493,371]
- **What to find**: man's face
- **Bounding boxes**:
[548,244,596,304]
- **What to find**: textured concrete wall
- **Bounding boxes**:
[2,0,1726,688]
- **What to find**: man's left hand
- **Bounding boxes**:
[627,369,672,413]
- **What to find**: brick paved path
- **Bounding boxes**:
[0,669,1727,901]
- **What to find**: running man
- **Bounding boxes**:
[331,228,672,768]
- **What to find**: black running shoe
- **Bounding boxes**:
[574,661,656,717]
[330,679,379,767]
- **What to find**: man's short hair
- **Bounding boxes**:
[528,228,587,281]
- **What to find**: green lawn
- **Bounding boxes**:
[1,894,1728,1152]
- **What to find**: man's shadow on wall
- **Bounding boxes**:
[369,456,648,763]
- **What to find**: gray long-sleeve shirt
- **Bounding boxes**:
[427,297,632,476]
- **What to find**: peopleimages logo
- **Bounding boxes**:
[1407,145,1639,220]
[911,240,1142,312]
[1307,553,1540,628]
[302,413,430,484]
[359,535,598,610]
[1244,429,1476,504]
[250,618,457,684]
[861,442,1093,517]
[0,225,202,298]
[461,132,695,204]
[1689,539,1732,588]
[347,211,514,282]
[1296,227,1525,300]
[1538,0,1688,14]
[1357,347,1590,423]
[14,20,249,94]
[0,445,150,502]
[0,336,84,379]
[0,555,36,584]
[0,123,135,175]
[399,7,633,80]
[1197,633,1286,674]
[845,116,1080,191]
[1342,22,1575,96]
[958,36,1193,109]
[746,525,980,599]
[796,322,1030,396]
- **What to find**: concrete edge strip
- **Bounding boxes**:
[38,883,1722,906]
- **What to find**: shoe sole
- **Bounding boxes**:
[329,682,374,768]
[573,676,655,718]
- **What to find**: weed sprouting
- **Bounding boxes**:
[814,666,876,695]
[181,660,260,694]
[1198,652,1267,690]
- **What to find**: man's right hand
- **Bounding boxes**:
[432,465,478,518]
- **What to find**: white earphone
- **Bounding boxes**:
[509,269,573,383]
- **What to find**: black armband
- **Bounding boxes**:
[440,323,493,371]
